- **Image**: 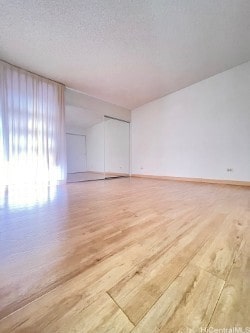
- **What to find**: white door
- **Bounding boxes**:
[66,134,87,173]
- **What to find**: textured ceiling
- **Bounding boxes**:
[1,0,250,109]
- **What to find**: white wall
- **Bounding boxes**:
[65,115,87,174]
[132,61,250,182]
[86,122,105,173]
[104,119,130,174]
[66,123,86,135]
[65,88,131,122]
[66,134,87,173]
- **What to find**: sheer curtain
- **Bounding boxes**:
[0,60,66,185]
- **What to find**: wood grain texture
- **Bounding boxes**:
[208,252,250,329]
[208,225,250,328]
[0,177,249,332]
[191,215,245,280]
[108,213,224,324]
[0,293,134,333]
[131,264,225,333]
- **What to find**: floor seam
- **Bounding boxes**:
[205,238,244,330]
[106,291,135,328]
[120,225,216,329]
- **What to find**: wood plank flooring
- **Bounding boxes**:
[0,178,249,332]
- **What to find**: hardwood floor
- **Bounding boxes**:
[0,178,249,332]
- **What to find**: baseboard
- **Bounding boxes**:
[131,174,250,187]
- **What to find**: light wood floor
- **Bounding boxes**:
[0,178,249,332]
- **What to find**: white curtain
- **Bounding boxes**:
[0,60,66,185]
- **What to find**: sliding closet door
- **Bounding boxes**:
[104,117,130,178]
[65,111,130,182]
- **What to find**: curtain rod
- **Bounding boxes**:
[0,59,65,86]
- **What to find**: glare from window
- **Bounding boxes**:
[0,184,56,209]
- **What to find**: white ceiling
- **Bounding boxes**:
[1,1,250,109]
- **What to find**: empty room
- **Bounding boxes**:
[0,1,250,332]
